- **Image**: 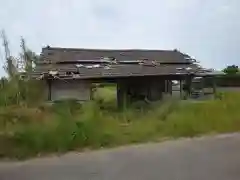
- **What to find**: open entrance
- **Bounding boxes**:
[92,82,118,110]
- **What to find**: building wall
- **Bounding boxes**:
[50,79,91,101]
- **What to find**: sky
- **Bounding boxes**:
[0,0,239,76]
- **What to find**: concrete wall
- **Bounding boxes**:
[49,79,91,101]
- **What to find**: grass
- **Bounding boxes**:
[0,87,240,159]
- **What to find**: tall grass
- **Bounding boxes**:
[163,93,240,137]
[0,78,45,107]
[1,84,240,159]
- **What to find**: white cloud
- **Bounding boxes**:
[164,0,200,9]
[0,0,240,76]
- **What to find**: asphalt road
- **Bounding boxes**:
[1,134,240,180]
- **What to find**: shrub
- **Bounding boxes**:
[1,85,240,159]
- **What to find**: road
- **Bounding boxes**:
[1,134,240,180]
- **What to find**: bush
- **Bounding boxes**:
[1,84,240,159]
[0,78,45,107]
[223,65,239,75]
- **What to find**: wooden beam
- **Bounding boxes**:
[180,79,183,99]
[168,80,172,95]
[47,80,52,101]
[90,82,94,100]
[184,75,193,99]
[164,80,168,93]
[212,77,217,95]
[117,81,128,110]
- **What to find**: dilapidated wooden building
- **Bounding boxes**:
[33,47,212,108]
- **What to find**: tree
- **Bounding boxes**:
[19,37,39,74]
[0,31,43,106]
[0,30,17,78]
[223,65,239,75]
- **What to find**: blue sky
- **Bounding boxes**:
[0,0,239,76]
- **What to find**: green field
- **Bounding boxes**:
[0,84,240,159]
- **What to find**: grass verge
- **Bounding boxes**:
[0,90,240,159]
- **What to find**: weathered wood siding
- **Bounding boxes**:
[50,79,91,101]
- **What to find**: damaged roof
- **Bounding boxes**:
[33,46,203,80]
[33,63,203,80]
[39,47,195,64]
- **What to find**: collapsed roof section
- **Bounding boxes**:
[33,63,208,80]
[33,46,213,80]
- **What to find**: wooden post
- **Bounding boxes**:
[117,82,122,108]
[201,77,204,95]
[164,79,172,95]
[164,80,168,94]
[189,75,193,98]
[185,75,193,99]
[117,80,128,110]
[90,82,94,100]
[212,76,217,95]
[180,79,183,99]
[168,80,172,95]
[47,79,52,101]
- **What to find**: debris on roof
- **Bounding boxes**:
[186,67,193,71]
[49,70,58,76]
[139,59,160,66]
[104,66,111,70]
[76,64,84,68]
[32,47,215,80]
[176,67,183,70]
[72,74,81,79]
[92,64,101,68]
[86,65,93,69]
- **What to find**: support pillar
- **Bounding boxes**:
[185,75,193,99]
[164,80,168,94]
[212,77,217,95]
[47,79,52,101]
[90,83,95,100]
[180,79,183,99]
[201,77,204,95]
[117,81,128,110]
[164,80,172,95]
[168,80,172,95]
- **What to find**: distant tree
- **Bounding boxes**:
[19,37,40,74]
[223,65,239,75]
[0,30,18,78]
